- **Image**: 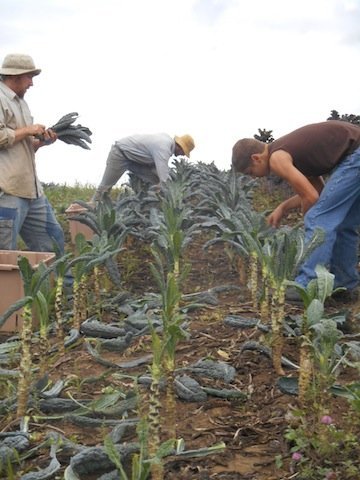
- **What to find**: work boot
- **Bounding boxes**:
[330,288,360,304]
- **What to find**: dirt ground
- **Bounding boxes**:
[1,233,359,479]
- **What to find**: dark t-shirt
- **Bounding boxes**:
[268,121,360,176]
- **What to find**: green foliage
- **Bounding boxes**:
[103,434,130,479]
[286,264,336,311]
[6,158,360,478]
[149,180,197,279]
[269,227,324,285]
[43,182,121,236]
[310,318,344,380]
[254,128,274,143]
[338,383,360,415]
[0,256,57,327]
[175,439,226,458]
[0,450,19,478]
[68,231,124,282]
[284,408,360,479]
[43,182,97,217]
[104,418,175,480]
[71,193,126,237]
[327,109,360,125]
[149,179,192,361]
[43,183,121,214]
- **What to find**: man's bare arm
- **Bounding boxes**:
[269,150,320,213]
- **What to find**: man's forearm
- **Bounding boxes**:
[279,195,302,213]
[15,124,46,144]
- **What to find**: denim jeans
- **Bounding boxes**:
[0,192,65,254]
[296,146,360,290]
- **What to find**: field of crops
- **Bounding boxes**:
[0,159,360,480]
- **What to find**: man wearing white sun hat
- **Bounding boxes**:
[93,132,195,201]
[0,53,64,253]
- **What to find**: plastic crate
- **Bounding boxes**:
[0,250,55,333]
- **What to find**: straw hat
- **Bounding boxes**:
[0,54,41,76]
[174,134,195,157]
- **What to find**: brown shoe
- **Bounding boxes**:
[331,288,360,304]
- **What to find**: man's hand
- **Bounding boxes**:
[27,124,46,136]
[267,205,285,228]
[15,124,57,149]
[267,195,303,228]
[33,128,57,150]
[42,128,57,145]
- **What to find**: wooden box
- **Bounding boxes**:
[65,203,94,244]
[0,250,55,333]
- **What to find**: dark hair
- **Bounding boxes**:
[232,138,265,172]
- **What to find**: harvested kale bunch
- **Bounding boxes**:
[46,112,92,149]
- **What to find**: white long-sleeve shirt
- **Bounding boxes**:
[115,133,175,183]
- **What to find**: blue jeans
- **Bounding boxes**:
[0,193,65,254]
[296,146,360,290]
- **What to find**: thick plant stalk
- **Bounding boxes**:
[54,275,65,357]
[297,308,314,404]
[72,279,81,330]
[148,362,164,480]
[260,266,271,324]
[298,307,315,404]
[35,290,51,377]
[79,274,88,323]
[173,257,180,280]
[131,383,151,478]
[93,265,102,316]
[270,285,285,375]
[147,186,193,479]
[298,338,313,404]
[72,275,88,330]
[38,325,49,377]
[163,356,176,439]
[260,281,271,324]
[249,252,259,309]
[17,303,33,418]
[160,272,183,443]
